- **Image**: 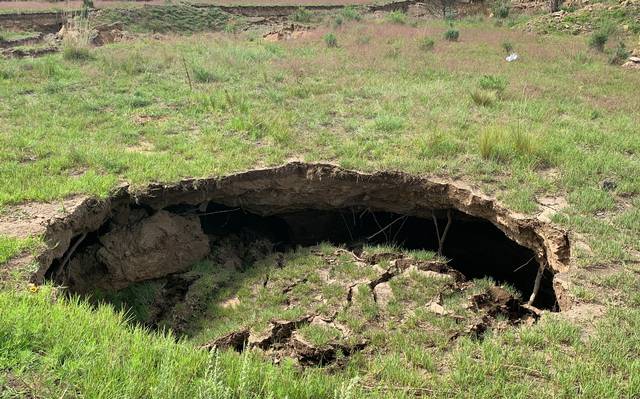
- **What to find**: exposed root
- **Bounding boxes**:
[528,263,545,305]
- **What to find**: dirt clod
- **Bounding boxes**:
[201,329,250,352]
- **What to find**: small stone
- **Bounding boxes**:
[601,179,617,191]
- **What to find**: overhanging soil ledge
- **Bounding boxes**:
[29,162,571,311]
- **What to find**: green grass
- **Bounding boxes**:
[0,235,40,265]
[0,15,639,398]
[0,30,39,42]
[2,283,640,397]
[93,4,230,33]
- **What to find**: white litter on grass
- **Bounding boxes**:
[506,53,519,62]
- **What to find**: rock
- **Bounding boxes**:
[601,178,617,191]
[97,210,209,286]
[373,282,394,307]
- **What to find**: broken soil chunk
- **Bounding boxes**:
[97,210,209,287]
[201,329,250,352]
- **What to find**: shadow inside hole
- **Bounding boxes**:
[195,204,556,310]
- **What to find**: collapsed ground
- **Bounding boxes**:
[33,164,565,368]
[0,2,639,398]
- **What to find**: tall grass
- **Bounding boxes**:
[61,18,93,61]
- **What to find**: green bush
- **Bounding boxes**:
[608,41,629,65]
[444,28,459,41]
[502,41,513,54]
[386,11,407,25]
[588,30,608,52]
[334,16,343,28]
[324,33,338,48]
[291,7,312,23]
[479,74,508,93]
[417,36,435,51]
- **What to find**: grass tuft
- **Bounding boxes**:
[386,11,407,25]
[417,36,435,51]
[470,89,497,107]
[444,28,460,41]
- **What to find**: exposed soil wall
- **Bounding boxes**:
[0,12,66,33]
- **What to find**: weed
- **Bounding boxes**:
[324,33,338,48]
[444,28,460,41]
[478,127,509,161]
[502,41,513,54]
[386,11,407,25]
[470,89,497,106]
[192,66,220,83]
[341,6,361,21]
[291,7,312,23]
[417,36,435,51]
[63,44,92,61]
[356,35,370,45]
[61,18,93,62]
[373,115,405,132]
[479,74,507,93]
[512,128,536,157]
[493,1,510,19]
[588,30,608,52]
[0,66,14,80]
[608,41,629,65]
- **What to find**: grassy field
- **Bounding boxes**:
[1,9,640,398]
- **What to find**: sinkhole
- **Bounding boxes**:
[35,163,571,338]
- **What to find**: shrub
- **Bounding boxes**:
[479,74,507,93]
[493,1,510,18]
[588,30,608,52]
[608,41,629,65]
[443,28,459,41]
[341,6,361,21]
[291,7,312,23]
[417,36,435,51]
[470,89,497,107]
[334,16,343,28]
[324,33,338,48]
[386,11,407,25]
[502,41,513,54]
